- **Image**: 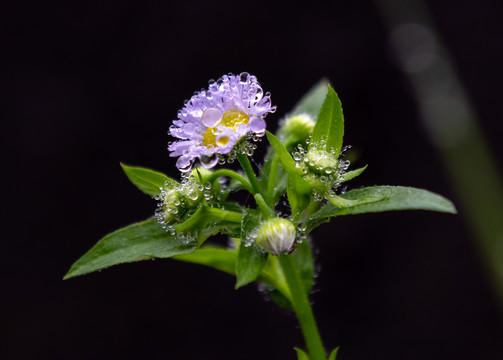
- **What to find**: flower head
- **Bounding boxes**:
[168,73,276,171]
[255,218,297,255]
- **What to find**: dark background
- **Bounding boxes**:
[3,0,503,359]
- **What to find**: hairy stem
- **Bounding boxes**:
[173,206,242,233]
[236,152,261,195]
[267,154,280,204]
[278,255,326,360]
[207,168,253,193]
[254,194,274,219]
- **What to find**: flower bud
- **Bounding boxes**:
[255,218,297,255]
[158,181,203,225]
[304,148,338,175]
[161,188,181,224]
[282,113,315,142]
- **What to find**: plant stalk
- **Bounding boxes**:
[278,254,326,360]
[236,152,261,195]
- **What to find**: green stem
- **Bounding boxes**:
[278,255,326,360]
[254,194,274,219]
[174,206,242,233]
[207,168,253,193]
[267,154,280,204]
[236,152,261,195]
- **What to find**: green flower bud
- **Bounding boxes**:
[256,218,297,255]
[304,148,338,176]
[158,181,203,225]
[161,188,181,224]
[282,113,315,142]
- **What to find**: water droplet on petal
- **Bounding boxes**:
[176,156,193,173]
[201,108,223,127]
[200,154,219,169]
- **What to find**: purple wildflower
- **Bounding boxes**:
[168,72,276,171]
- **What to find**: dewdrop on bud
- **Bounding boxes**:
[304,148,338,175]
[282,113,315,141]
[255,218,297,255]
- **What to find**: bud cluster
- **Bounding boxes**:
[155,168,220,228]
[293,139,350,201]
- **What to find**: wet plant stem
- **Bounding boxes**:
[254,194,274,219]
[237,153,261,196]
[173,206,241,233]
[278,254,326,360]
[267,154,280,204]
[208,169,253,193]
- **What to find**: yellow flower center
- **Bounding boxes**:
[202,110,250,147]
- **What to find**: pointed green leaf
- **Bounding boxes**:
[310,85,344,157]
[173,246,237,275]
[266,131,300,175]
[327,193,385,209]
[308,186,457,228]
[340,165,367,183]
[292,239,315,295]
[294,348,310,360]
[236,210,268,288]
[173,246,286,293]
[292,79,330,119]
[328,347,340,360]
[64,218,196,279]
[120,163,176,196]
[273,165,288,204]
[236,242,268,289]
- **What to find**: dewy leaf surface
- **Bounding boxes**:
[236,209,268,288]
[266,131,299,175]
[64,218,196,279]
[292,239,315,295]
[120,163,176,196]
[340,165,367,183]
[310,85,344,157]
[308,186,456,226]
[292,79,330,119]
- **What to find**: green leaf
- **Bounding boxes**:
[235,210,268,288]
[173,245,286,294]
[273,165,288,204]
[120,163,176,197]
[266,131,300,175]
[292,239,315,295]
[294,348,310,360]
[287,174,312,218]
[308,186,457,227]
[328,347,340,360]
[173,246,237,275]
[310,85,344,158]
[64,218,196,279]
[292,79,330,119]
[327,193,385,209]
[340,165,367,183]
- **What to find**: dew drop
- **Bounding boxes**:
[200,154,219,169]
